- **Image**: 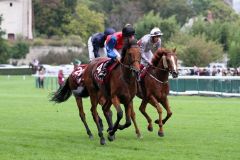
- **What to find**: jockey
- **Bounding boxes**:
[72,28,115,97]
[98,24,135,79]
[88,28,116,61]
[138,27,163,67]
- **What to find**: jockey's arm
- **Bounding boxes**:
[139,40,153,65]
[106,36,118,59]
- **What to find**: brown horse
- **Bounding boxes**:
[82,39,141,145]
[50,64,108,139]
[137,48,178,137]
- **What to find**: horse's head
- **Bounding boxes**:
[152,48,178,78]
[121,39,141,74]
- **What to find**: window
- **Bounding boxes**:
[8,33,15,40]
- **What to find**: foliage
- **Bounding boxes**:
[9,40,29,59]
[228,41,240,67]
[139,0,194,26]
[0,15,10,63]
[167,33,223,67]
[190,19,230,51]
[62,4,104,41]
[134,11,179,42]
[33,0,77,37]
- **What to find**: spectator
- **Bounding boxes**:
[38,66,45,88]
[58,69,65,87]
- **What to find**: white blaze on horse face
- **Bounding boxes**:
[162,56,168,69]
[171,55,177,71]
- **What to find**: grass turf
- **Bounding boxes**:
[0,76,239,160]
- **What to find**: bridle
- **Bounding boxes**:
[145,53,177,84]
[120,44,140,73]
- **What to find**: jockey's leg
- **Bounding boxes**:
[98,59,115,78]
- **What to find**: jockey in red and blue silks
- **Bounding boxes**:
[98,24,135,78]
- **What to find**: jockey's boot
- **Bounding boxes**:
[72,86,84,97]
[98,59,114,79]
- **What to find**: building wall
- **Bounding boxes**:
[0,0,33,40]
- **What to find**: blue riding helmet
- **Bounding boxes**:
[104,28,116,36]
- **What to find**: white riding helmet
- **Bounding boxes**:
[150,27,163,37]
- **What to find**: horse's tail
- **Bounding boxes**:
[50,77,72,103]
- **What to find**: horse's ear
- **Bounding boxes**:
[172,48,176,53]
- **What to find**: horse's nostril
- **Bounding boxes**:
[172,72,178,78]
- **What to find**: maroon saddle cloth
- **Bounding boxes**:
[71,64,87,85]
[94,59,119,84]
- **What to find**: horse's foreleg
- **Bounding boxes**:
[118,102,132,130]
[149,96,164,137]
[156,98,172,125]
[108,96,123,141]
[90,95,106,145]
[139,100,153,132]
[75,97,93,139]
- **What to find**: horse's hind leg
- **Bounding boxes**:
[89,95,106,145]
[149,96,164,137]
[139,100,153,132]
[102,100,113,132]
[130,104,142,138]
[155,98,172,125]
[75,97,93,139]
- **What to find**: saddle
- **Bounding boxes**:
[94,59,119,84]
[71,64,87,85]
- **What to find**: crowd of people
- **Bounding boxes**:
[179,65,240,76]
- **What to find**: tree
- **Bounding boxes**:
[166,33,224,67]
[63,4,104,41]
[139,0,194,26]
[33,0,75,37]
[0,15,10,63]
[134,11,179,42]
[228,41,240,67]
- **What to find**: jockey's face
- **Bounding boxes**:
[151,36,160,43]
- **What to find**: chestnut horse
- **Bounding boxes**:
[137,48,178,137]
[82,39,141,145]
[51,64,109,139]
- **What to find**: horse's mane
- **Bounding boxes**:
[121,39,138,62]
[151,48,170,66]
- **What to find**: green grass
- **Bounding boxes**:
[0,76,240,160]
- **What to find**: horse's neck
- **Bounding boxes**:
[149,66,169,82]
[121,65,136,84]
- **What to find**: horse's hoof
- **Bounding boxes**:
[155,119,159,124]
[158,131,164,137]
[137,134,143,139]
[118,124,124,130]
[100,138,106,145]
[89,134,94,140]
[148,125,153,132]
[108,134,115,141]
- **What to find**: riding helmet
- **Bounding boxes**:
[150,27,163,37]
[104,28,116,36]
[122,24,135,37]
